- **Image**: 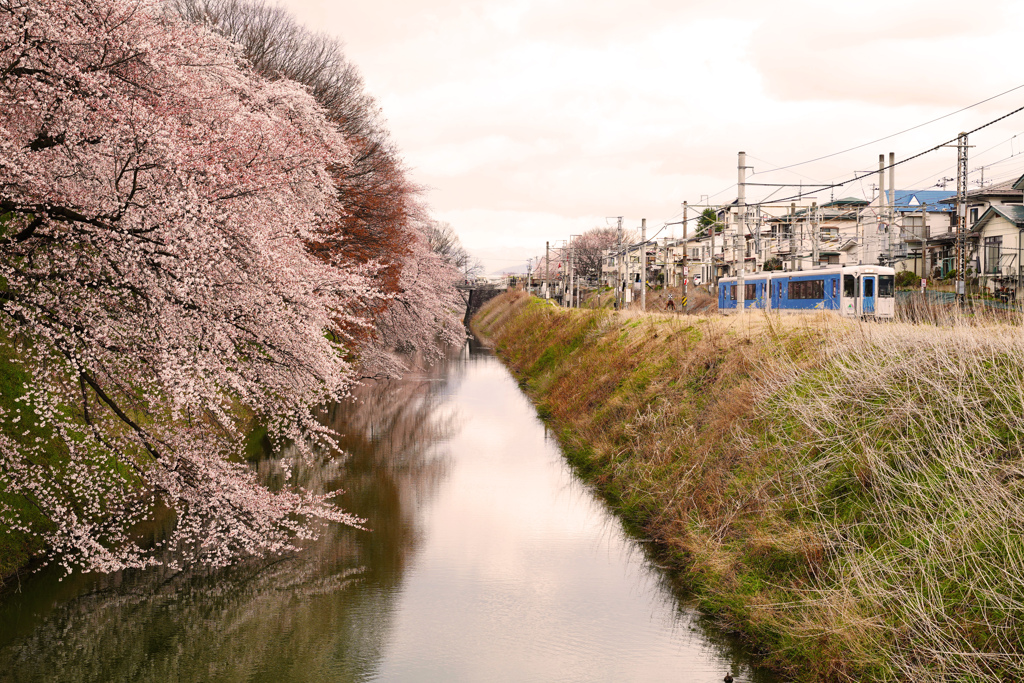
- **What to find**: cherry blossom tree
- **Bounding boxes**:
[169,0,467,372]
[0,0,382,573]
[573,227,630,282]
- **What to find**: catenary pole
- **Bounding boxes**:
[737,151,747,309]
[682,201,688,312]
[956,132,969,301]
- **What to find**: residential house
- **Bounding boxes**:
[883,190,955,276]
[966,173,1024,299]
[934,173,1024,279]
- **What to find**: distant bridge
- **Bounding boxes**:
[455,283,503,326]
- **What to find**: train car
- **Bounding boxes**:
[718,266,895,318]
[717,275,770,311]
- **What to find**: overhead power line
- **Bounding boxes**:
[754,82,1024,175]
[748,101,1024,207]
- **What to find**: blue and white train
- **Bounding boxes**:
[717,265,896,318]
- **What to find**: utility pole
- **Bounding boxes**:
[661,237,668,289]
[682,201,688,312]
[856,200,862,265]
[640,218,647,312]
[889,151,896,267]
[878,154,885,266]
[811,201,819,267]
[545,241,550,299]
[789,202,797,272]
[710,207,717,288]
[956,132,969,301]
[737,151,747,309]
[616,217,624,310]
[527,258,532,292]
[568,241,574,308]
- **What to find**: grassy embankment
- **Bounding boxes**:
[473,291,1024,682]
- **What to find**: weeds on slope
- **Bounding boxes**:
[762,320,1024,682]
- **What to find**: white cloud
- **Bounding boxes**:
[281,0,1024,253]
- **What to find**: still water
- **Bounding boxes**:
[0,340,777,682]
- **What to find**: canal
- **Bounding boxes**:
[0,340,777,682]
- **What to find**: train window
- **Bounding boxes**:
[832,279,838,297]
[745,283,756,300]
[864,279,874,297]
[788,279,824,299]
[879,275,894,298]
[844,274,856,297]
[728,285,735,300]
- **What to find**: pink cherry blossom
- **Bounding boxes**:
[0,0,466,573]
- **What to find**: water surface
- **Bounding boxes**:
[0,340,776,682]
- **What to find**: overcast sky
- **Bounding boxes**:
[279,0,1024,274]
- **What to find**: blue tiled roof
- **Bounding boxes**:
[885,190,956,212]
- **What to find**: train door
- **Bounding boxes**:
[771,277,785,310]
[862,275,876,315]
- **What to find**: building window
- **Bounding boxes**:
[904,214,926,240]
[820,227,839,242]
[970,207,980,225]
[985,236,1002,274]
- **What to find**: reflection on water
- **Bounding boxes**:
[0,340,776,683]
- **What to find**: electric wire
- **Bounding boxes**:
[744,101,1024,207]
[751,82,1024,174]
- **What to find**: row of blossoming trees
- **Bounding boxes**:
[0,0,466,574]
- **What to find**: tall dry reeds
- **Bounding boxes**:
[760,319,1024,681]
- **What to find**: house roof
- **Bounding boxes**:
[766,205,860,222]
[973,204,1024,231]
[884,190,955,212]
[938,175,1024,204]
[823,197,869,208]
